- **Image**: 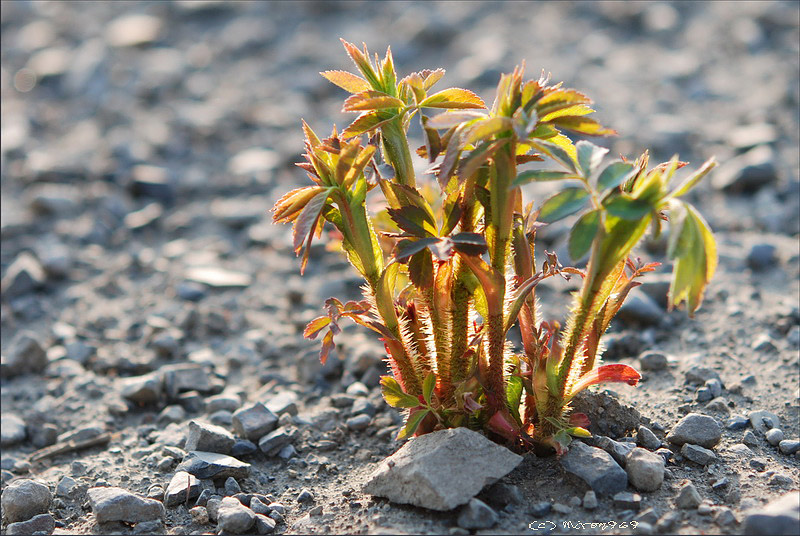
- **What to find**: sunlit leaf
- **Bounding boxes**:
[409,249,434,290]
[568,209,599,261]
[273,186,325,223]
[292,189,330,273]
[426,111,486,129]
[303,316,331,339]
[540,104,595,122]
[576,140,608,179]
[551,116,617,136]
[395,237,440,261]
[538,188,590,224]
[422,372,435,405]
[381,376,422,408]
[597,161,637,191]
[565,363,641,402]
[397,408,430,440]
[565,426,592,438]
[387,206,436,238]
[451,232,488,256]
[535,88,592,117]
[421,68,445,90]
[319,330,335,364]
[603,195,653,220]
[512,170,575,187]
[671,157,718,198]
[465,117,513,146]
[419,88,486,109]
[342,112,396,139]
[320,70,371,94]
[668,202,716,316]
[340,39,381,89]
[506,375,523,425]
[343,90,405,112]
[532,140,577,173]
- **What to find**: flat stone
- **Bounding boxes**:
[6,513,55,535]
[561,441,627,496]
[258,427,295,457]
[164,471,201,506]
[749,410,780,435]
[231,439,258,457]
[685,366,722,385]
[364,428,522,511]
[743,492,800,535]
[594,435,636,467]
[625,448,664,492]
[667,413,721,448]
[726,415,749,430]
[161,363,214,399]
[265,391,299,416]
[681,443,717,465]
[457,497,497,529]
[1,479,52,522]
[530,501,551,517]
[232,403,278,441]
[675,481,702,509]
[176,451,250,480]
[1,414,27,447]
[743,430,760,447]
[613,491,641,511]
[255,513,277,534]
[346,414,372,431]
[185,266,251,288]
[217,496,255,534]
[778,440,800,455]
[712,145,778,193]
[87,486,165,524]
[185,420,235,454]
[616,288,664,326]
[120,373,162,404]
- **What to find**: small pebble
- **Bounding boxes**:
[583,490,598,510]
[765,428,784,446]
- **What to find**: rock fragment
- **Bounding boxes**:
[364,428,522,511]
[1,331,48,377]
[636,426,661,450]
[749,410,780,435]
[639,351,668,371]
[457,498,497,529]
[106,14,162,47]
[1,252,45,299]
[1,479,52,522]
[87,486,165,524]
[1,414,27,447]
[667,413,721,448]
[561,441,627,495]
[185,420,235,454]
[232,403,278,441]
[625,448,664,492]
[675,481,702,509]
[778,439,800,455]
[164,471,201,506]
[681,443,717,465]
[217,496,255,534]
[176,451,250,480]
[6,513,56,535]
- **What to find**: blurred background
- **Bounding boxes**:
[1,0,798,372]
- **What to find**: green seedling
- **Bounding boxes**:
[274,40,717,453]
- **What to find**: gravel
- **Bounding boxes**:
[217,496,256,534]
[560,441,628,496]
[667,413,722,448]
[87,486,165,524]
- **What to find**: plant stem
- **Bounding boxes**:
[381,117,416,188]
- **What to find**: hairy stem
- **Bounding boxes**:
[381,117,416,188]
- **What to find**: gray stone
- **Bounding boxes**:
[1,331,48,377]
[635,508,659,526]
[265,391,298,416]
[120,373,162,404]
[206,393,241,413]
[164,471,201,506]
[6,513,55,535]
[351,398,376,417]
[613,491,641,511]
[346,414,372,431]
[778,440,800,455]
[625,448,664,492]
[726,415,749,430]
[1,479,52,522]
[56,476,79,498]
[185,420,235,454]
[743,492,800,535]
[189,505,208,524]
[161,363,215,399]
[1,414,27,447]
[749,410,780,435]
[255,513,277,534]
[1,252,45,299]
[743,430,760,447]
[656,511,682,532]
[106,14,162,47]
[747,243,778,271]
[750,458,767,471]
[224,476,241,496]
[675,481,702,509]
[29,422,58,448]
[552,502,572,514]
[176,451,250,480]
[250,497,271,515]
[530,501,551,517]
[617,288,664,326]
[685,366,721,385]
[766,428,785,446]
[87,486,165,524]
[594,435,636,467]
[258,427,295,457]
[714,506,736,527]
[364,428,522,511]
[639,351,668,371]
[583,490,598,510]
[681,443,717,465]
[297,489,314,503]
[769,474,794,488]
[457,498,497,529]
[206,496,222,521]
[561,441,627,496]
[636,426,661,450]
[157,404,186,425]
[705,378,723,398]
[667,413,721,448]
[712,145,778,193]
[232,403,278,441]
[217,496,255,534]
[696,387,713,402]
[231,439,258,457]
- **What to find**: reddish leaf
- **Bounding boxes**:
[273,186,324,223]
[343,90,405,112]
[426,111,486,129]
[319,330,335,364]
[340,39,381,88]
[419,88,486,109]
[292,189,330,274]
[569,412,591,428]
[421,68,445,90]
[320,70,371,94]
[303,316,331,339]
[567,364,641,401]
[341,112,396,139]
[408,249,434,290]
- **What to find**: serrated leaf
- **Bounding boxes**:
[381,376,422,408]
[440,191,463,237]
[421,68,445,90]
[422,372,435,405]
[568,209,599,261]
[387,206,436,238]
[532,140,577,173]
[395,237,440,261]
[292,189,330,274]
[303,316,331,339]
[535,88,592,117]
[341,112,396,139]
[320,70,371,94]
[426,111,486,129]
[540,104,595,122]
[565,363,641,402]
[408,249,434,290]
[603,195,653,220]
[451,232,488,256]
[512,170,575,187]
[419,88,486,109]
[597,161,637,191]
[343,90,405,112]
[506,375,523,425]
[458,139,505,184]
[319,329,335,365]
[340,39,381,89]
[671,157,718,198]
[464,117,512,146]
[551,116,617,136]
[576,140,609,179]
[538,187,590,224]
[397,408,429,440]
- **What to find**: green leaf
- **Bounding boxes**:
[387,206,437,238]
[506,375,523,425]
[342,112,397,139]
[668,202,716,316]
[535,88,592,117]
[320,70,371,94]
[550,116,617,136]
[576,140,608,179]
[425,111,486,129]
[597,161,637,191]
[603,195,653,220]
[512,170,575,187]
[540,104,595,122]
[568,209,599,261]
[397,409,429,439]
[538,187,590,224]
[465,117,513,146]
[532,140,577,173]
[422,372,435,405]
[343,90,405,112]
[409,249,434,290]
[340,40,381,89]
[395,237,441,261]
[671,157,718,198]
[419,88,486,109]
[381,376,421,408]
[292,189,330,273]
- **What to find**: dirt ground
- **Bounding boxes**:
[1,2,798,535]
